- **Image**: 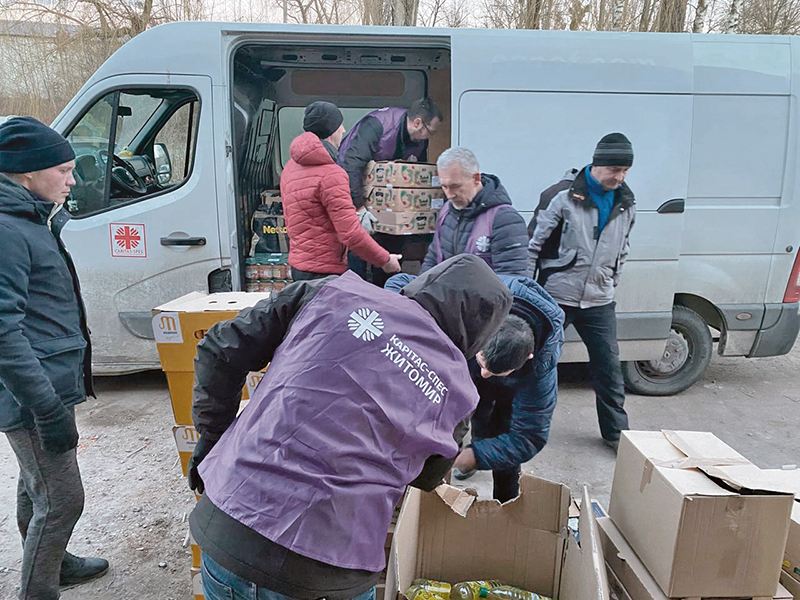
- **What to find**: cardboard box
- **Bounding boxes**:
[374,209,438,235]
[386,474,609,600]
[173,397,255,477]
[153,292,270,425]
[598,516,792,600]
[366,161,439,188]
[368,187,445,211]
[781,570,800,600]
[608,431,795,599]
[191,566,204,599]
[785,503,800,578]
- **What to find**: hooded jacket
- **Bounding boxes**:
[421,174,528,276]
[527,166,636,308]
[0,174,93,432]
[281,132,389,274]
[385,274,564,472]
[189,255,511,598]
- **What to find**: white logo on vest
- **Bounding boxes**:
[476,235,491,252]
[348,308,384,341]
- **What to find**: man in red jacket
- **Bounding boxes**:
[282,102,402,281]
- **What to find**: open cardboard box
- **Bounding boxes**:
[386,473,609,600]
[609,431,795,599]
[598,516,792,600]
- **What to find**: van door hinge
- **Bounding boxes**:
[225,144,232,157]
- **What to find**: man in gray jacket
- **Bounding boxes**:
[527,133,635,450]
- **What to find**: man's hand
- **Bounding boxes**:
[34,403,79,454]
[382,254,403,274]
[357,207,378,235]
[187,433,220,494]
[453,447,477,472]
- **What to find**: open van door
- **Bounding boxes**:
[54,74,222,373]
[450,30,692,371]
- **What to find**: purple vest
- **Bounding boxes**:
[198,271,478,572]
[434,203,504,269]
[339,107,427,163]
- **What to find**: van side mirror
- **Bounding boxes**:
[154,143,172,185]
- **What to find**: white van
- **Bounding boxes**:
[51,23,800,395]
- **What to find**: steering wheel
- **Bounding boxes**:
[109,153,148,196]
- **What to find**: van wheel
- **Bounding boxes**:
[621,306,713,396]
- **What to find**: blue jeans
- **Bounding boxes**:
[201,553,378,600]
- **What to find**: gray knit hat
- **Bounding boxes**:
[593,133,633,167]
[303,101,344,139]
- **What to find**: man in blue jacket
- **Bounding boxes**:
[0,117,108,600]
[387,274,564,502]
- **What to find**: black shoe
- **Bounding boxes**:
[60,552,109,586]
[603,439,619,453]
[452,467,477,480]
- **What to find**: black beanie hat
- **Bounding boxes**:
[0,117,76,173]
[593,132,634,167]
[303,101,344,139]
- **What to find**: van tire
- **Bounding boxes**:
[621,306,713,396]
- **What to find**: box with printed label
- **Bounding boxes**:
[365,161,439,188]
[608,430,795,599]
[597,516,793,600]
[367,186,444,211]
[173,397,255,477]
[153,292,270,425]
[386,476,609,600]
[373,209,438,235]
[782,570,800,600]
[785,503,800,578]
[191,566,204,599]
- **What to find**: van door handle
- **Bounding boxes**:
[657,199,685,214]
[160,236,207,246]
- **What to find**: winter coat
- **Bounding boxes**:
[528,166,636,308]
[190,255,512,596]
[281,132,389,274]
[420,174,528,276]
[0,174,93,432]
[385,273,564,472]
[338,108,428,209]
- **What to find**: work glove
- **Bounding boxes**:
[187,433,221,495]
[357,207,378,235]
[34,403,79,454]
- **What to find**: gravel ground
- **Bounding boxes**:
[1,342,799,599]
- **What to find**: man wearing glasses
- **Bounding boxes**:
[338,98,443,281]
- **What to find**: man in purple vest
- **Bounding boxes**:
[187,254,512,600]
[338,98,443,281]
[421,147,529,276]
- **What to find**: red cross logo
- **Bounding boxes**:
[109,223,146,258]
[114,225,140,250]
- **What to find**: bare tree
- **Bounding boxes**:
[692,0,709,30]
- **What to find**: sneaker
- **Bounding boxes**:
[603,439,620,453]
[452,467,477,480]
[60,552,109,586]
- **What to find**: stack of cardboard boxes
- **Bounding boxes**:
[783,506,800,599]
[365,160,444,235]
[247,191,292,292]
[152,291,271,598]
[598,430,799,600]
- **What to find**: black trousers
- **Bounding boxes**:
[561,302,629,441]
[470,381,521,503]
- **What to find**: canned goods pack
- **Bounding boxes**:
[246,280,292,293]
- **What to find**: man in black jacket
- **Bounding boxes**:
[421,147,528,276]
[0,117,108,600]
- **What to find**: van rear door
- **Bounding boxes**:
[450,30,693,361]
[54,74,221,373]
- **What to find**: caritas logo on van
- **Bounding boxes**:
[110,223,147,258]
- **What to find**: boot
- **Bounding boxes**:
[60,551,109,586]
